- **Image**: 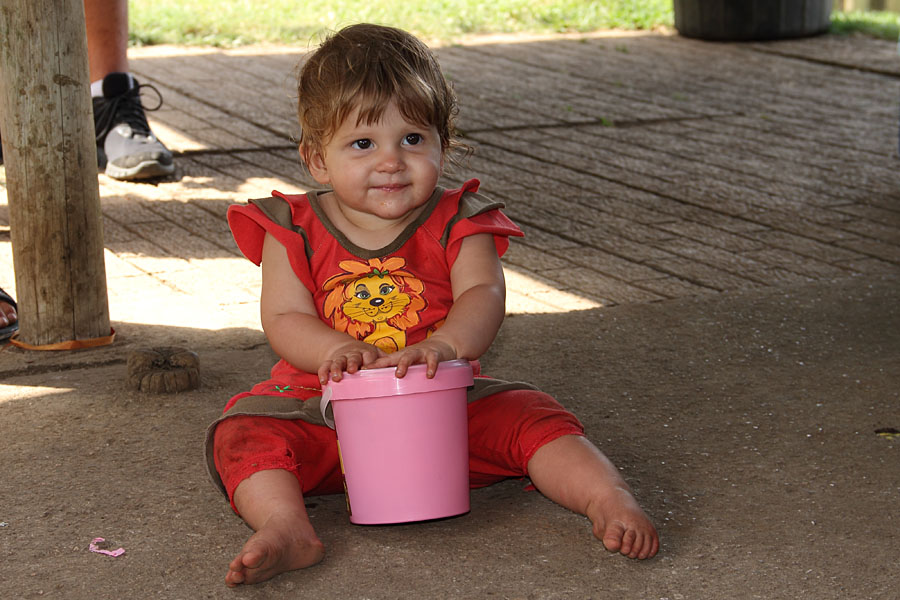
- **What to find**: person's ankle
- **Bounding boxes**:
[91,72,135,98]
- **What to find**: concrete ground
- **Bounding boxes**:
[1,29,898,599]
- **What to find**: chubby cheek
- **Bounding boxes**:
[335,159,369,182]
[421,150,444,173]
[412,154,444,187]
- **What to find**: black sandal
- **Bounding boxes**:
[0,286,18,341]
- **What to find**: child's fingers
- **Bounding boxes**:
[366,344,451,378]
[319,357,349,384]
[424,352,441,378]
[345,351,366,374]
[395,349,444,378]
[360,347,386,365]
[320,344,385,384]
[318,364,331,384]
[364,354,398,370]
[392,353,416,378]
[318,361,337,384]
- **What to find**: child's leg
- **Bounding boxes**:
[212,415,342,586]
[467,389,658,559]
[526,435,659,559]
[225,469,326,587]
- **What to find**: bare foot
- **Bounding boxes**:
[225,514,325,587]
[0,302,15,326]
[587,487,659,560]
[526,434,661,560]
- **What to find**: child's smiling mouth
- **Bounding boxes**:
[373,183,409,193]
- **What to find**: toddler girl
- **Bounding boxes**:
[207,23,659,587]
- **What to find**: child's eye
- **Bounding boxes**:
[403,133,423,146]
[351,139,372,150]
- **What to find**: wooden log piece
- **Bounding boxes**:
[0,0,111,346]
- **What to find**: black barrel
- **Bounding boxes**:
[674,0,833,41]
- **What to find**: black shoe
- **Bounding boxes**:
[93,72,174,180]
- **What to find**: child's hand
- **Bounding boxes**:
[319,341,385,384]
[367,337,457,379]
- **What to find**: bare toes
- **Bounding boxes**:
[620,527,639,556]
[225,523,325,587]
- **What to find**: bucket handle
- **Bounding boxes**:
[320,386,335,429]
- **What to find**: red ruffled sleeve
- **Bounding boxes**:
[442,179,524,268]
[226,193,317,291]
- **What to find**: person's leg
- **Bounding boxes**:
[213,414,342,586]
[225,469,326,587]
[527,435,659,559]
[83,0,129,80]
[467,389,658,559]
[83,0,174,180]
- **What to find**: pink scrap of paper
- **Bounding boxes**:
[89,537,125,557]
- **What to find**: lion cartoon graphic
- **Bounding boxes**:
[322,257,427,353]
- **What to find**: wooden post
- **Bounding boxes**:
[0,0,110,347]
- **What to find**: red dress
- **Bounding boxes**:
[206,180,583,506]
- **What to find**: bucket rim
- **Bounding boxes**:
[320,359,474,428]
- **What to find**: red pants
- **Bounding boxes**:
[213,389,584,511]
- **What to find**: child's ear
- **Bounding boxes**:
[300,146,330,185]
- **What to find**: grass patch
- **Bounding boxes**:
[830,10,900,41]
[128,0,674,47]
[128,1,900,47]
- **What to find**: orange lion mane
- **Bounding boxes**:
[322,257,426,339]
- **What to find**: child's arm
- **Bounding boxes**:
[369,233,506,377]
[260,233,386,384]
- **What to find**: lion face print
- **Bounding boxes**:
[322,257,427,353]
[343,273,411,324]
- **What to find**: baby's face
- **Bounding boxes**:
[308,100,443,229]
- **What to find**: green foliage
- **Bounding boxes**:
[830,10,900,41]
[127,0,674,47]
[128,1,900,47]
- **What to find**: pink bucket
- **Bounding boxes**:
[321,359,474,524]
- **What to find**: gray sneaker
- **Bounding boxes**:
[93,72,174,180]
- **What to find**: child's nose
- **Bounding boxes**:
[376,147,404,172]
